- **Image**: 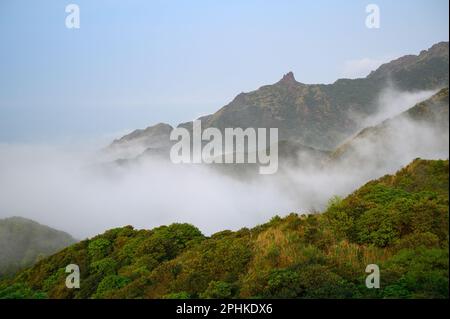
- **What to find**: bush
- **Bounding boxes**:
[90,258,117,276]
[93,275,131,298]
[88,238,111,261]
[163,291,191,299]
[355,207,399,247]
[264,269,302,298]
[394,232,440,250]
[0,283,47,299]
[382,248,449,298]
[200,281,234,299]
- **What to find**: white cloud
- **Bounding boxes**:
[341,57,392,79]
[0,87,447,240]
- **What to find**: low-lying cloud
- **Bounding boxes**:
[0,87,448,239]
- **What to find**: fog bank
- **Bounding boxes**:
[0,88,448,239]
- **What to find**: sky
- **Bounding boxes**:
[0,0,448,143]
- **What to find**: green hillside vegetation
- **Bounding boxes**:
[0,217,77,278]
[0,159,448,299]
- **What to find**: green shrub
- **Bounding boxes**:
[200,281,234,299]
[88,238,111,261]
[93,275,131,298]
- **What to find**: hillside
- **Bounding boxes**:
[1,159,447,299]
[0,217,77,278]
[107,123,174,160]
[406,87,449,124]
[108,42,449,157]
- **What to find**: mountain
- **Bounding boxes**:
[367,41,449,89]
[179,42,448,150]
[406,87,449,125]
[1,159,447,299]
[0,217,77,278]
[330,87,449,163]
[107,123,173,160]
[109,42,448,156]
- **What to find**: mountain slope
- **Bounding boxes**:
[367,41,449,89]
[110,41,448,155]
[1,159,447,299]
[192,42,448,150]
[0,217,77,277]
[330,87,449,163]
[106,123,173,160]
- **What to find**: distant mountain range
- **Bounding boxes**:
[0,217,76,277]
[108,41,449,160]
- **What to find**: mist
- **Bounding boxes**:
[0,87,448,239]
[362,87,438,127]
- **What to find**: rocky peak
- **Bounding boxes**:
[277,71,298,86]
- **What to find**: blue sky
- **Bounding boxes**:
[0,0,448,143]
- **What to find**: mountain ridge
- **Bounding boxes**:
[109,41,449,157]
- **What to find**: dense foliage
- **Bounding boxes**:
[0,159,448,299]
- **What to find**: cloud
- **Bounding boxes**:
[341,57,392,79]
[0,146,296,239]
[0,87,447,240]
[362,87,438,127]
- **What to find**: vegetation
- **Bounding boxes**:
[0,159,448,299]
